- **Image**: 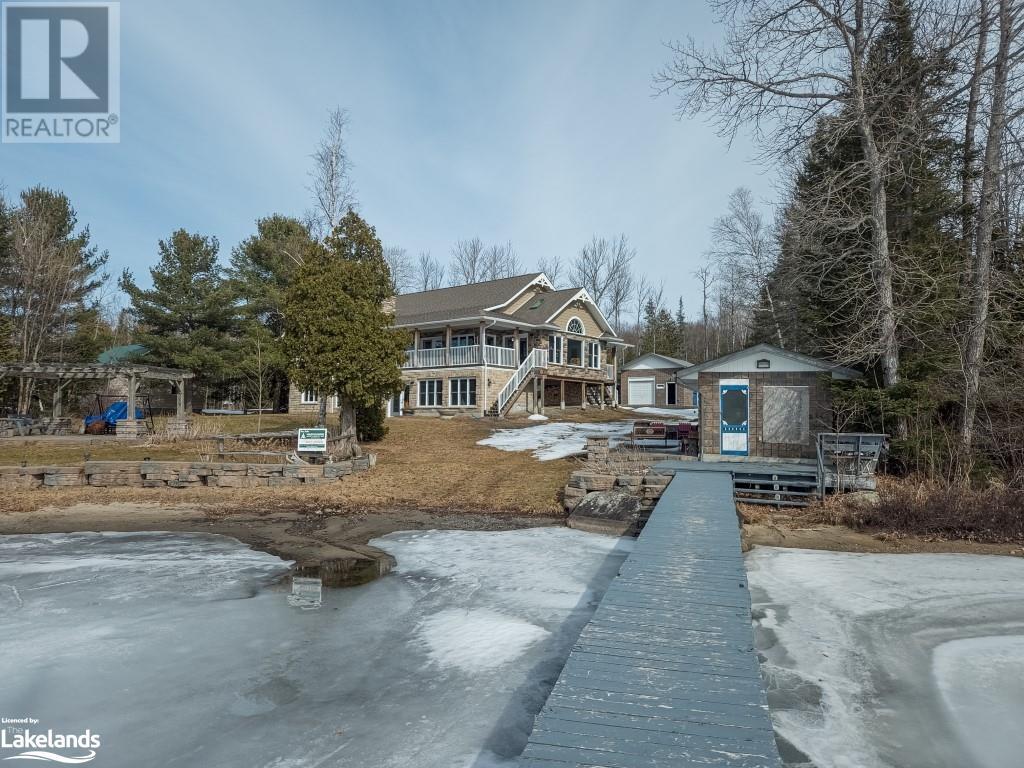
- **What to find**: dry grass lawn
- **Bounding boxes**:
[0,409,626,516]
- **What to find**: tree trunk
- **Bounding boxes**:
[957,0,1012,485]
[764,284,785,349]
[962,0,990,244]
[336,397,360,460]
[317,395,327,427]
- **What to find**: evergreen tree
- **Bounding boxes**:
[283,211,407,454]
[120,231,240,398]
[1,187,109,410]
[230,215,314,408]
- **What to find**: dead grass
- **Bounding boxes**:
[742,475,1024,545]
[0,409,628,516]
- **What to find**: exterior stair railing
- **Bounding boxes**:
[495,348,547,416]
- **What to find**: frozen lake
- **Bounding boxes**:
[747,547,1024,768]
[0,528,632,767]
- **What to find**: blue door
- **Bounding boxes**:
[720,381,749,456]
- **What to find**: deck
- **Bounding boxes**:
[519,465,782,767]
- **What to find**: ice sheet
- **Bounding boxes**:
[476,420,632,460]
[746,547,1024,768]
[0,528,631,768]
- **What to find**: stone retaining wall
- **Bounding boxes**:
[562,469,670,517]
[0,456,376,490]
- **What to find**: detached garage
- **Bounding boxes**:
[620,353,692,409]
[627,377,656,406]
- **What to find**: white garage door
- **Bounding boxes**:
[627,377,655,406]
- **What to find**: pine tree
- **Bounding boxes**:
[283,211,407,455]
[230,215,314,408]
[120,231,240,399]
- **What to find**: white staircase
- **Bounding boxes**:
[492,349,546,416]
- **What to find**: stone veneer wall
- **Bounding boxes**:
[0,456,376,490]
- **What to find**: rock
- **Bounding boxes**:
[844,490,880,508]
[568,491,641,536]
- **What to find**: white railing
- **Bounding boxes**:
[402,344,520,369]
[403,348,446,368]
[495,348,547,415]
[450,345,480,366]
[484,344,518,368]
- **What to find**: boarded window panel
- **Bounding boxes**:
[763,386,809,444]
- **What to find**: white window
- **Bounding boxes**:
[567,317,585,335]
[451,334,475,347]
[587,342,600,369]
[449,377,477,406]
[548,335,564,364]
[300,389,319,405]
[418,379,443,407]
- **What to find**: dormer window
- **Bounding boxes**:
[567,317,585,335]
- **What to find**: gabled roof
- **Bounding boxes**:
[394,274,545,326]
[393,272,620,336]
[677,343,861,380]
[623,352,693,371]
[506,288,582,325]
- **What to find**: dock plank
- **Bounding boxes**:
[519,468,782,767]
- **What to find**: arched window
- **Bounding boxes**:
[566,317,585,335]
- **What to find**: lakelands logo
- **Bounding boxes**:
[1,718,101,764]
[1,1,120,143]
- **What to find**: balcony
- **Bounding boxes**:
[402,344,519,369]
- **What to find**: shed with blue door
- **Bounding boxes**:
[676,344,860,461]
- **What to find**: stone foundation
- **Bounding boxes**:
[0,455,377,490]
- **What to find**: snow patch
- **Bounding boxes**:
[476,420,632,460]
[416,609,550,673]
[527,413,549,421]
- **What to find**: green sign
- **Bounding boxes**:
[297,427,328,453]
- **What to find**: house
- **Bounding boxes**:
[676,343,860,460]
[287,272,627,417]
[619,352,693,408]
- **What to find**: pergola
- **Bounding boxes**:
[0,362,194,423]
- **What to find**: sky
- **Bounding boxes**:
[0,0,779,317]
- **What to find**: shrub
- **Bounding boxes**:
[355,402,388,442]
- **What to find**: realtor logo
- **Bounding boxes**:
[2,1,120,142]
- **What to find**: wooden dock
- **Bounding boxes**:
[519,466,782,767]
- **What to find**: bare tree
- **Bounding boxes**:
[307,108,356,240]
[537,254,563,287]
[568,234,636,327]
[481,240,523,280]
[956,0,1018,481]
[694,265,715,361]
[708,187,784,347]
[449,237,486,285]
[414,251,445,291]
[656,0,972,393]
[383,245,415,294]
[633,273,652,331]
